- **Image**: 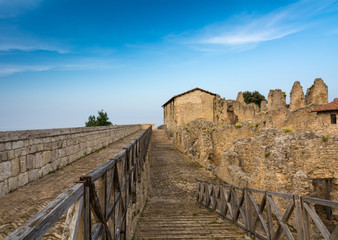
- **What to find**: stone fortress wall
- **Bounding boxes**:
[166,78,337,215]
[217,78,337,135]
[0,124,150,198]
[164,78,337,136]
[173,119,338,214]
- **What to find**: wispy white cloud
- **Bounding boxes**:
[0,58,124,77]
[0,41,68,53]
[176,0,338,51]
[0,24,69,53]
[0,0,44,18]
[0,65,51,76]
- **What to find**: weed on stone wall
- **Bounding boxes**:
[322,135,330,142]
[281,126,295,133]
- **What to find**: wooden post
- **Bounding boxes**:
[82,176,92,240]
[244,188,251,238]
[266,193,273,240]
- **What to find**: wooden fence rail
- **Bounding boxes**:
[196,180,338,240]
[6,127,152,240]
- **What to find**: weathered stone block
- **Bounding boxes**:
[26,155,35,170]
[30,144,38,154]
[5,142,12,150]
[28,169,39,182]
[0,161,11,181]
[58,148,66,158]
[20,156,27,173]
[21,147,28,156]
[8,176,18,191]
[42,151,51,165]
[35,152,43,168]
[18,172,28,187]
[14,148,22,158]
[7,150,14,160]
[0,143,4,152]
[41,164,52,176]
[1,152,7,162]
[12,140,24,149]
[11,158,20,177]
[0,180,8,198]
[51,159,60,171]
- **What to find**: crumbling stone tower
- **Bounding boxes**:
[290,81,305,110]
[305,78,328,105]
[236,92,244,103]
[268,89,287,111]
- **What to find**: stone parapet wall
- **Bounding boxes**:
[0,125,143,198]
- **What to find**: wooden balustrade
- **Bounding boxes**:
[196,181,338,240]
[6,127,152,240]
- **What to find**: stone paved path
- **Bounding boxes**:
[0,129,146,240]
[133,130,247,240]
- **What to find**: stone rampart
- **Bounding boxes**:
[0,125,145,198]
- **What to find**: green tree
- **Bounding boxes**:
[85,110,112,127]
[243,91,266,106]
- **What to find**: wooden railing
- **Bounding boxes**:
[196,181,338,240]
[6,127,152,240]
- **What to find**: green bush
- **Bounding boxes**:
[243,91,266,106]
[85,110,112,127]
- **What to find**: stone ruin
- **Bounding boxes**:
[263,78,328,112]
[305,78,328,105]
[236,91,244,103]
[290,81,305,110]
[267,89,287,111]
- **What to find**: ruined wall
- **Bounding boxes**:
[173,119,259,169]
[305,78,328,105]
[290,81,305,110]
[216,129,338,211]
[268,89,287,111]
[0,125,143,198]
[214,95,258,124]
[172,119,338,211]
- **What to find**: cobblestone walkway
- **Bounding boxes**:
[0,130,145,239]
[134,130,247,239]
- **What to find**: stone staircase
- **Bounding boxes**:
[133,130,247,240]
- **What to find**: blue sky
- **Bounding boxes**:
[1,0,338,130]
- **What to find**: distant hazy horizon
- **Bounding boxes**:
[1,0,338,131]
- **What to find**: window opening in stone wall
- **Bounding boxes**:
[331,114,336,124]
[312,178,332,220]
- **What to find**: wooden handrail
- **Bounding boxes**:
[196,180,338,240]
[6,127,152,240]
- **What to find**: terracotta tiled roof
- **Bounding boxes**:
[162,88,216,107]
[311,98,338,112]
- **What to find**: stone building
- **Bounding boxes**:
[311,98,338,134]
[162,88,259,135]
[162,88,216,135]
